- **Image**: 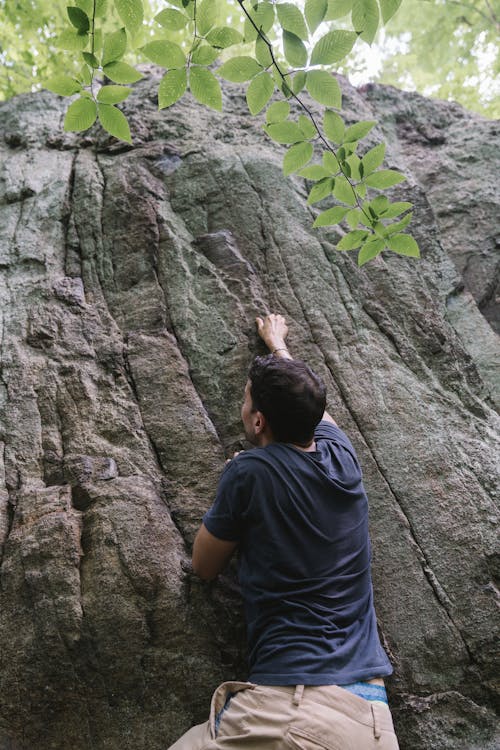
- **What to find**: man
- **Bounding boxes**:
[169,314,399,749]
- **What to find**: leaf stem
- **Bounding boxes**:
[90,0,97,100]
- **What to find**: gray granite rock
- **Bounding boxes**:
[0,71,498,749]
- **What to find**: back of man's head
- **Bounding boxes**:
[248,355,327,445]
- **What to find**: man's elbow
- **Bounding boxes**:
[191,558,217,582]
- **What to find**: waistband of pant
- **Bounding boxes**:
[256,684,395,733]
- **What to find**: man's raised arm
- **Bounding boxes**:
[256,314,337,426]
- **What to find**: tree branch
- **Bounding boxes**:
[236,0,371,222]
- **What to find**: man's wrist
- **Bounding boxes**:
[267,339,287,352]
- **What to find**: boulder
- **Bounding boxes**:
[0,71,498,749]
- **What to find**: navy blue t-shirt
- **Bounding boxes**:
[203,420,393,685]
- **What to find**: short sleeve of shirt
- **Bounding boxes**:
[314,420,357,451]
[314,420,362,479]
[203,459,249,542]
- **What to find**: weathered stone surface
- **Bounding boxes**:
[0,71,498,750]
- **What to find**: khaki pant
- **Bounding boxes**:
[168,681,400,749]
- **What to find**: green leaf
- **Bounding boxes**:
[141,41,186,67]
[82,52,99,68]
[346,208,363,228]
[298,115,316,139]
[324,110,345,143]
[45,75,82,96]
[55,29,89,51]
[76,0,107,15]
[264,121,305,144]
[387,234,420,257]
[345,153,362,180]
[93,27,103,55]
[333,175,356,205]
[358,239,384,265]
[206,27,243,48]
[365,169,406,188]
[306,71,341,107]
[307,177,334,204]
[63,96,97,131]
[283,142,314,176]
[299,165,331,180]
[96,85,131,104]
[380,201,412,218]
[197,0,217,35]
[255,36,273,67]
[78,63,92,85]
[246,72,274,115]
[191,44,219,65]
[351,0,380,44]
[357,182,367,198]
[102,28,127,66]
[382,212,413,236]
[276,3,309,40]
[75,0,92,14]
[94,0,108,19]
[292,70,307,94]
[344,120,376,143]
[325,0,354,20]
[67,6,90,33]
[361,143,385,175]
[367,195,389,216]
[158,67,187,109]
[244,2,275,41]
[103,61,143,84]
[379,0,402,23]
[115,0,143,32]
[305,0,328,33]
[311,30,357,64]
[323,150,339,173]
[218,56,262,82]
[266,101,290,123]
[313,205,349,227]
[337,229,369,250]
[97,103,131,142]
[155,8,189,31]
[190,67,222,111]
[283,31,308,68]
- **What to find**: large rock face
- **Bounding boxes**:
[0,71,498,750]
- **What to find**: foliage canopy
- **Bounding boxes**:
[3,0,496,266]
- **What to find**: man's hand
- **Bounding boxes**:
[256,314,291,358]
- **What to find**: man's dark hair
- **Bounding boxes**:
[248,355,327,445]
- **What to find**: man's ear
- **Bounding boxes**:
[253,410,266,435]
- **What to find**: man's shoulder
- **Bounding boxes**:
[315,420,355,448]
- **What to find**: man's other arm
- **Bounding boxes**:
[192,524,238,581]
[256,313,337,425]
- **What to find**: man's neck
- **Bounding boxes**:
[258,435,317,452]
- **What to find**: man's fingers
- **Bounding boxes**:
[256,316,264,332]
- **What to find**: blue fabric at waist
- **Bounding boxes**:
[340,681,388,704]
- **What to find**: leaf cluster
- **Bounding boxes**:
[42,0,420,265]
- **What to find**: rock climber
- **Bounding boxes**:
[169,313,400,749]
